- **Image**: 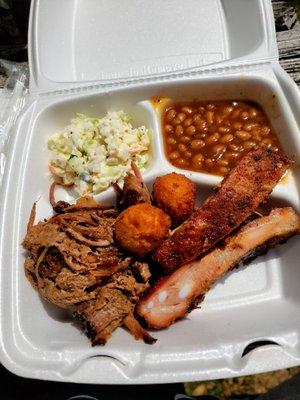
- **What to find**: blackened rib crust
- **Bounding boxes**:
[154,148,292,272]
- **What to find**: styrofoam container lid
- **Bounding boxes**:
[29,0,278,92]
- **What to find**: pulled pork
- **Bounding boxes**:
[23,192,155,345]
[113,162,151,211]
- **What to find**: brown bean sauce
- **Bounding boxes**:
[162,101,282,176]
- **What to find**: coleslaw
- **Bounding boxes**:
[47,111,151,195]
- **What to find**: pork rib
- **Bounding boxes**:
[154,148,292,272]
[138,207,300,329]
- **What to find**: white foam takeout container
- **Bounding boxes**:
[0,0,300,384]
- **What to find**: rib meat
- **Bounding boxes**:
[154,148,292,272]
[138,207,300,329]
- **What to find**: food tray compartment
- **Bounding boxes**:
[1,70,300,383]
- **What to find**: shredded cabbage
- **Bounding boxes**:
[47,111,151,195]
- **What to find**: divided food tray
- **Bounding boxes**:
[0,0,300,384]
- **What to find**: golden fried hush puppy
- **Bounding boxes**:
[152,172,196,225]
[114,203,171,257]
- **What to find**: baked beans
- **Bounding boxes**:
[162,101,282,176]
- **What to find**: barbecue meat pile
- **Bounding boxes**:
[23,196,155,345]
[23,150,299,345]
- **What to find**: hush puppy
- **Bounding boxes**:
[152,173,196,225]
[114,203,171,257]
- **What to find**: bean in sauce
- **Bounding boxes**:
[162,101,282,176]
